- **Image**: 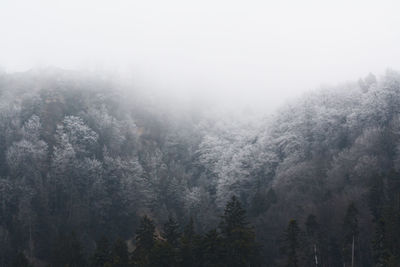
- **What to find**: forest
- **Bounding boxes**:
[0,68,400,266]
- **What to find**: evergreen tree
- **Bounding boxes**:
[305,214,320,267]
[385,171,400,262]
[342,203,358,267]
[180,218,198,267]
[150,240,177,267]
[368,176,385,221]
[372,218,388,267]
[90,236,111,267]
[162,216,181,247]
[146,216,181,267]
[219,196,258,267]
[327,238,342,267]
[52,231,87,267]
[284,219,301,267]
[12,252,32,267]
[381,206,400,266]
[183,217,195,241]
[220,196,247,235]
[135,216,156,252]
[110,238,130,267]
[201,229,225,267]
[132,215,156,266]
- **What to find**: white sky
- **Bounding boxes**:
[1,0,400,110]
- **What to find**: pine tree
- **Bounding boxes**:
[385,171,400,262]
[327,238,342,267]
[305,214,320,267]
[180,218,198,267]
[90,236,111,267]
[147,216,181,267]
[372,218,388,267]
[343,203,358,267]
[382,206,400,266]
[132,215,156,266]
[219,195,258,267]
[201,229,225,267]
[284,219,301,267]
[110,238,130,267]
[162,216,180,247]
[220,196,247,236]
[149,240,177,267]
[183,217,195,241]
[135,216,156,251]
[12,252,32,267]
[52,231,87,267]
[368,175,385,221]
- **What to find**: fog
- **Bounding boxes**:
[1,0,400,110]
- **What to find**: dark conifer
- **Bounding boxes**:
[284,219,301,267]
[111,238,130,267]
[219,195,259,267]
[180,217,198,267]
[132,215,156,266]
[90,236,111,267]
[342,203,358,267]
[201,229,225,267]
[12,252,32,267]
[162,216,181,247]
[305,214,320,267]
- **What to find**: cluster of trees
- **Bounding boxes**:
[0,68,400,266]
[280,204,359,267]
[130,196,258,267]
[10,196,259,267]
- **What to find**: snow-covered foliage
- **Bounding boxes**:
[1,69,400,265]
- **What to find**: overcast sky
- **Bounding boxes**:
[1,0,400,110]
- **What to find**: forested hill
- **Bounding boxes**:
[1,68,400,266]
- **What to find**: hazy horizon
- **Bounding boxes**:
[1,0,400,110]
[2,2,400,266]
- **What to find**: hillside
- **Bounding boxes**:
[0,69,400,266]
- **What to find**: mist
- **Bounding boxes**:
[2,0,400,110]
[3,1,400,266]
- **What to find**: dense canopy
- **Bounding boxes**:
[0,69,400,266]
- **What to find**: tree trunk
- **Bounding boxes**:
[314,243,318,267]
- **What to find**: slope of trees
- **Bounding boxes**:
[0,69,400,266]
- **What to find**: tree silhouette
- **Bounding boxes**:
[284,219,301,267]
[219,196,258,267]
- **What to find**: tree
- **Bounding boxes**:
[305,214,320,267]
[327,238,342,267]
[284,219,301,267]
[52,231,87,267]
[90,236,111,267]
[162,216,181,247]
[372,218,388,267]
[368,175,385,221]
[343,203,358,267]
[201,229,225,267]
[132,216,156,266]
[180,218,198,267]
[220,196,247,236]
[110,238,130,267]
[60,115,98,157]
[11,252,32,267]
[219,196,258,267]
[149,240,177,267]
